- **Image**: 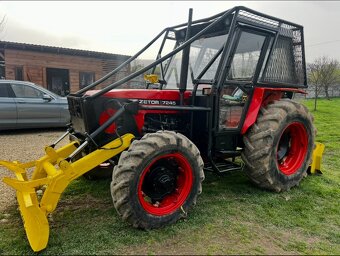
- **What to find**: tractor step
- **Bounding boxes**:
[204,158,243,174]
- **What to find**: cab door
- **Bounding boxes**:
[214,27,274,151]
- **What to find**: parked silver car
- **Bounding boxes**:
[0,80,70,130]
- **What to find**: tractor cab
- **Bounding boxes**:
[67,6,306,158]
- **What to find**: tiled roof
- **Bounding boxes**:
[0,40,130,60]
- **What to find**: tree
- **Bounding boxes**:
[308,57,340,110]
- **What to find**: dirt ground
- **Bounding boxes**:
[0,128,67,211]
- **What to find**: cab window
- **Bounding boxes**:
[227,31,266,81]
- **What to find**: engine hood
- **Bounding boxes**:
[85,89,192,105]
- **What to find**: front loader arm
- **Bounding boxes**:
[1,133,134,252]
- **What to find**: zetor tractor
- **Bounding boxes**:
[1,6,324,252]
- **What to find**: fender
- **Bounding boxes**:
[241,87,307,134]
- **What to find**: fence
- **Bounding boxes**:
[294,84,340,99]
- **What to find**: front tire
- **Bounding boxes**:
[111,131,204,229]
[242,99,315,192]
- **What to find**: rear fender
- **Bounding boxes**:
[241,87,306,134]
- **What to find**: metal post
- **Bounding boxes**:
[50,130,70,148]
[179,8,193,105]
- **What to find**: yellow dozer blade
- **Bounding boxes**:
[1,133,134,252]
[309,142,325,174]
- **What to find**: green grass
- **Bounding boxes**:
[1,98,340,255]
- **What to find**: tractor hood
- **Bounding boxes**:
[85,89,192,106]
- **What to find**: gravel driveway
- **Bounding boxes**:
[0,128,68,212]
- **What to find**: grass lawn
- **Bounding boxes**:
[0,98,339,255]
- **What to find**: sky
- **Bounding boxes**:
[0,1,339,63]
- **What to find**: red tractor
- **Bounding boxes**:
[1,6,322,252]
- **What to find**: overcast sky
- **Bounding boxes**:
[0,1,339,63]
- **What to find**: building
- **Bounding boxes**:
[0,41,130,96]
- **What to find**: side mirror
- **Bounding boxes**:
[43,94,52,102]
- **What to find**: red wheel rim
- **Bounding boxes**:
[276,122,308,176]
[138,153,193,216]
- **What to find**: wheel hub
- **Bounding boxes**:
[277,132,290,161]
[142,159,177,202]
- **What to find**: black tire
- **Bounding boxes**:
[110,131,204,229]
[242,99,315,192]
[82,163,113,180]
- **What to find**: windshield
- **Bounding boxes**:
[163,34,228,89]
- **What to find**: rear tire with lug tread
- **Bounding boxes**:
[111,131,204,229]
[242,99,315,192]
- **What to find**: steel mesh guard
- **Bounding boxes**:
[238,10,279,28]
[261,33,305,85]
[262,36,298,84]
[237,9,306,86]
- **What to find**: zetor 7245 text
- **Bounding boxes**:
[1,6,324,252]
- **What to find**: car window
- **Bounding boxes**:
[0,84,11,97]
[11,84,44,98]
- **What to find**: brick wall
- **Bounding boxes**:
[4,49,128,93]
